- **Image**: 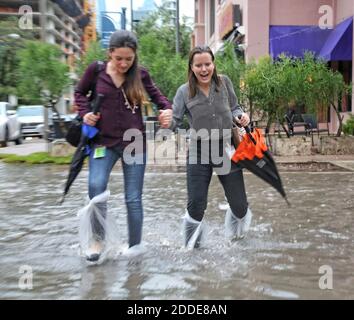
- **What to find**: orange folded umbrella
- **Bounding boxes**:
[231,125,290,206]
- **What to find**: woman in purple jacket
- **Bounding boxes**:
[75,30,172,262]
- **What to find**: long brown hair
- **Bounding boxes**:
[188,45,222,99]
[108,30,146,106]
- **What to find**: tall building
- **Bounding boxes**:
[162,0,177,13]
[0,0,95,113]
[96,0,106,37]
[161,0,177,26]
[133,0,157,23]
[0,1,97,70]
[83,0,97,51]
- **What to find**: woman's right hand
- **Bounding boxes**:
[83,112,100,126]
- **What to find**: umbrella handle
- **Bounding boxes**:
[92,94,104,115]
[236,115,257,145]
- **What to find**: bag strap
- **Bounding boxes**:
[89,60,105,101]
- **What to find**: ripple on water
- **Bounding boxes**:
[141,274,194,292]
[0,163,354,299]
[255,286,299,299]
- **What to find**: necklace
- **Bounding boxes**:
[121,87,139,114]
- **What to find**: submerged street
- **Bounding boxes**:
[0,162,353,299]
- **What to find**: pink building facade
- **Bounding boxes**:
[193,0,354,133]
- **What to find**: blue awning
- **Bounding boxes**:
[270,16,353,61]
[319,17,353,61]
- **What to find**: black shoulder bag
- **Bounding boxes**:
[66,61,105,147]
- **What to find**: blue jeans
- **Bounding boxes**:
[88,144,146,247]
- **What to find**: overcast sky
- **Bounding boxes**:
[105,0,193,21]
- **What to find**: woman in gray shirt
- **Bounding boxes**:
[169,46,253,248]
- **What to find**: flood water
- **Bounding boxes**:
[0,161,353,300]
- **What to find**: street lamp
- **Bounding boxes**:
[130,0,141,31]
[130,0,133,31]
[176,0,180,54]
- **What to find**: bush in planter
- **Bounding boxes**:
[343,115,354,136]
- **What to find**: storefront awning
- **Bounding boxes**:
[270,16,353,61]
[319,17,353,61]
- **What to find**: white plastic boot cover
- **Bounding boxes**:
[78,190,120,257]
[183,211,203,249]
[225,207,252,240]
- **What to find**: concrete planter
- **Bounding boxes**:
[269,136,313,156]
[50,139,76,157]
[320,135,354,155]
[49,135,354,158]
[269,135,354,156]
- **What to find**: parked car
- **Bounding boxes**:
[0,102,22,147]
[17,105,75,140]
[17,105,53,139]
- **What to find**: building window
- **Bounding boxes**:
[210,0,215,37]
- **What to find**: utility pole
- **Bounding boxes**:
[121,7,127,30]
[130,0,134,31]
[176,0,180,54]
[39,0,50,152]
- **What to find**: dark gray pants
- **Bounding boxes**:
[187,140,248,221]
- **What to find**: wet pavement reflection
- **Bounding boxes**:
[0,162,353,299]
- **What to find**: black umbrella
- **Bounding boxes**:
[231,118,290,206]
[59,94,104,204]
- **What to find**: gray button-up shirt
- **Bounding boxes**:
[170,75,244,141]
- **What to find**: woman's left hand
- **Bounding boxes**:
[236,113,250,127]
[158,109,172,129]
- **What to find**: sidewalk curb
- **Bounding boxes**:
[1,141,354,172]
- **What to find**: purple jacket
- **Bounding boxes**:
[74,61,172,147]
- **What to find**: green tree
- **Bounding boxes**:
[241,52,351,137]
[0,17,35,100]
[312,65,349,137]
[241,56,294,135]
[215,41,245,103]
[136,6,192,58]
[17,41,71,105]
[75,41,106,77]
[138,33,187,101]
[293,53,350,136]
[343,115,354,136]
[134,6,192,102]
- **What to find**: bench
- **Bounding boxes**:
[284,114,311,137]
[301,114,330,138]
